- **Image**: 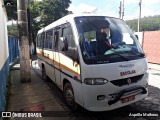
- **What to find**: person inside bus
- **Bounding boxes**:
[97,32,112,55]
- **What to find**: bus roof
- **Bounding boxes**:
[37,14,119,34]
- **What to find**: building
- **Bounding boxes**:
[0,0,9,111]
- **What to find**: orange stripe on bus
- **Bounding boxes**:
[37,53,80,76]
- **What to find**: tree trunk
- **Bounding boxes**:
[17,0,31,82]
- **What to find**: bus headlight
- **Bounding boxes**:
[84,78,108,85]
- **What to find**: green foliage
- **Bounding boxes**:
[29,0,71,31]
[5,0,72,52]
[126,15,160,32]
[39,0,71,27]
[5,0,72,33]
[28,0,71,54]
[29,0,41,34]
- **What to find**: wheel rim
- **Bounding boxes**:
[65,88,74,106]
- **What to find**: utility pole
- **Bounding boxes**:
[119,1,122,19]
[119,0,124,19]
[138,0,142,32]
[122,0,124,20]
[17,0,31,82]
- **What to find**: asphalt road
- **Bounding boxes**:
[33,61,160,120]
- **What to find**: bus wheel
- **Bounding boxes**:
[64,83,78,111]
[42,66,47,81]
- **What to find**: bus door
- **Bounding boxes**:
[59,23,80,82]
[53,28,61,87]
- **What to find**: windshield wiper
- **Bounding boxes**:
[112,43,145,57]
[108,53,130,61]
[126,51,145,57]
[106,49,130,61]
[91,52,130,61]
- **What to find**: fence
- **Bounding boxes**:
[8,36,19,64]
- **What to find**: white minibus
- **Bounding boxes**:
[36,14,148,111]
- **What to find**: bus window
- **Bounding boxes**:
[41,33,45,49]
[38,33,44,48]
[37,34,41,48]
[54,30,60,50]
[44,32,49,49]
[61,24,77,60]
[46,30,53,49]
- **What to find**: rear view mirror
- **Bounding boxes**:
[135,34,139,40]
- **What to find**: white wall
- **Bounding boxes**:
[0,0,9,69]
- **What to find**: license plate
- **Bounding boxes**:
[121,95,135,103]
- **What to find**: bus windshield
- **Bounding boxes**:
[75,16,145,64]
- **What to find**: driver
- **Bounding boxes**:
[97,32,112,55]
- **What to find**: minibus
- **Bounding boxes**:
[36,14,148,111]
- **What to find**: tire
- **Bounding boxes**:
[42,66,48,81]
[63,83,78,111]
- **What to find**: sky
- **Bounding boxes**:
[7,0,160,25]
[68,0,160,20]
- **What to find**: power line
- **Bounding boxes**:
[131,5,139,15]
[124,5,138,20]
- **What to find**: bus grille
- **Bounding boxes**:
[110,74,144,87]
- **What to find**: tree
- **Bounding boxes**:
[29,0,71,54]
[39,0,71,27]
[5,0,72,54]
[126,15,160,32]
[29,0,41,53]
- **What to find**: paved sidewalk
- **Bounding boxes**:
[8,61,72,120]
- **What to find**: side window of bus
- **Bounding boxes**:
[54,29,60,50]
[38,34,43,48]
[61,24,77,60]
[37,34,41,48]
[46,30,53,49]
[41,33,45,48]
[44,32,48,49]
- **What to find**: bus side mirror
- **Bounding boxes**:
[135,34,139,40]
[59,37,68,51]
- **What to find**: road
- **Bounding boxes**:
[33,61,160,120]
